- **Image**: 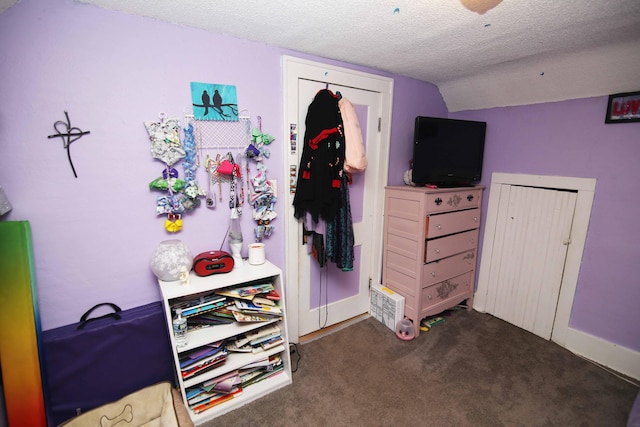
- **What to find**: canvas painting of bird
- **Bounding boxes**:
[190,82,239,121]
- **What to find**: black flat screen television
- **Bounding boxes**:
[411,116,486,187]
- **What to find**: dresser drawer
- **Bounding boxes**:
[425,229,479,263]
[426,208,480,238]
[423,250,476,287]
[425,189,482,214]
[421,271,473,312]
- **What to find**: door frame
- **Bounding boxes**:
[474,172,596,346]
[282,55,394,342]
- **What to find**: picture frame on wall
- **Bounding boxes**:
[190,82,239,121]
[605,91,640,124]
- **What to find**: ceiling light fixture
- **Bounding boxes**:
[459,0,503,14]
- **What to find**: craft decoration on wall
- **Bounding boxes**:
[248,117,277,242]
[181,120,205,210]
[145,113,203,233]
[190,82,239,121]
[47,111,91,178]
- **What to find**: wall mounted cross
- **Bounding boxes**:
[47,111,90,178]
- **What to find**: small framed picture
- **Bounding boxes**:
[190,82,239,121]
[605,91,640,124]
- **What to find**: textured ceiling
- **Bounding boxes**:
[4,0,640,111]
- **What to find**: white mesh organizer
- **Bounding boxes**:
[184,108,253,208]
[184,108,252,155]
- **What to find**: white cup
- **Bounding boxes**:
[248,243,266,265]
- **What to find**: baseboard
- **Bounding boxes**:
[562,326,640,382]
[298,313,369,344]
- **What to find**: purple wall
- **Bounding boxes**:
[5,1,632,355]
[0,0,441,330]
[387,80,448,185]
[452,98,640,352]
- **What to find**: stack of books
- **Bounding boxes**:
[179,342,228,380]
[237,354,284,388]
[185,354,284,415]
[169,282,282,332]
[226,324,284,354]
[215,282,282,323]
[186,369,243,414]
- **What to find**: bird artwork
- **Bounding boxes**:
[201,90,211,116]
[212,89,222,114]
[190,82,239,121]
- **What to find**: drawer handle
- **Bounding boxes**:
[427,295,432,300]
[434,248,440,254]
[434,197,443,206]
[467,195,474,201]
[436,224,442,230]
[473,217,478,222]
[430,272,436,277]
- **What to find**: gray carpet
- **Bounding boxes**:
[205,310,638,426]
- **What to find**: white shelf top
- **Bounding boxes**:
[158,260,281,300]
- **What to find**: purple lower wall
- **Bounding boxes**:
[452,98,640,352]
[0,0,442,330]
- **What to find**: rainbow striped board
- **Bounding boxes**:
[0,221,47,426]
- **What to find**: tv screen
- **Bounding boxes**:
[411,116,486,187]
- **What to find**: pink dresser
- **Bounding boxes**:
[382,185,484,336]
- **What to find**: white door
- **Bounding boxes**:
[282,56,394,341]
[296,80,380,337]
[475,180,582,340]
[482,184,577,339]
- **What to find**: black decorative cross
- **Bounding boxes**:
[47,111,90,178]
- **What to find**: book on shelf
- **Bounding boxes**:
[191,387,243,414]
[187,314,234,328]
[181,298,228,318]
[252,296,276,306]
[226,341,253,353]
[179,345,225,370]
[260,336,284,351]
[181,351,228,380]
[241,354,281,370]
[234,324,280,347]
[172,293,227,312]
[231,310,282,323]
[241,364,284,388]
[263,289,280,301]
[249,331,281,346]
[234,299,282,315]
[211,373,241,394]
[215,282,275,300]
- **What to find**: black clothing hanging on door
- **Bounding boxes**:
[293,89,345,223]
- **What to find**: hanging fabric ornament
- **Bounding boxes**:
[144,114,207,233]
[245,116,278,242]
[144,114,185,166]
[250,162,277,242]
[180,122,204,211]
[164,214,183,233]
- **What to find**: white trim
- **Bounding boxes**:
[472,173,640,380]
[564,327,640,381]
[281,55,393,343]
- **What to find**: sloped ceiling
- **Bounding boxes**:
[3,0,640,111]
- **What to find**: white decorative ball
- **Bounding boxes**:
[150,240,193,281]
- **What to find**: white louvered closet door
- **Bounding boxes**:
[478,184,577,340]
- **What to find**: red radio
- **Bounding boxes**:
[193,251,234,276]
